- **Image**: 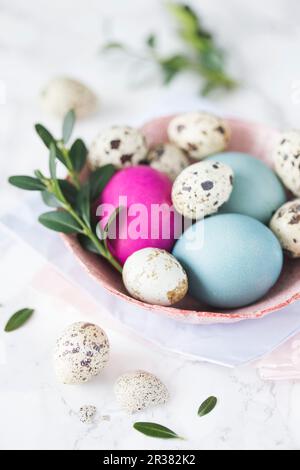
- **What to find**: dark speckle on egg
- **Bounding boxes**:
[120,154,133,164]
[201,181,214,191]
[110,139,121,150]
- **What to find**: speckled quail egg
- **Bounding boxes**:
[168,112,230,160]
[273,130,300,196]
[147,143,190,181]
[88,126,148,169]
[122,248,188,306]
[114,370,169,413]
[172,161,234,220]
[40,77,98,118]
[53,322,110,384]
[270,199,300,258]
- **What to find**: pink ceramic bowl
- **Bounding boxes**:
[62,115,300,324]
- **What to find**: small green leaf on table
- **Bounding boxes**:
[5,308,35,332]
[198,396,217,417]
[133,422,183,440]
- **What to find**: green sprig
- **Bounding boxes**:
[9,111,122,274]
[101,2,237,96]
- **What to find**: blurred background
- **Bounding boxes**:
[1,0,300,207]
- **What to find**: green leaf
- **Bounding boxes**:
[39,211,82,234]
[35,124,55,148]
[198,396,217,417]
[101,42,125,52]
[49,143,57,180]
[35,124,66,166]
[133,422,183,440]
[76,183,91,227]
[8,176,46,191]
[78,234,99,254]
[146,34,157,49]
[103,206,122,241]
[70,139,87,172]
[167,3,199,33]
[201,80,219,96]
[41,191,60,208]
[89,164,116,201]
[5,308,34,332]
[58,180,78,205]
[34,169,45,180]
[41,181,78,208]
[160,54,191,84]
[62,109,76,144]
[200,48,224,73]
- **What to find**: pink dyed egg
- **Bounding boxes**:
[97,166,177,265]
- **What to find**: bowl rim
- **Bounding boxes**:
[61,115,300,323]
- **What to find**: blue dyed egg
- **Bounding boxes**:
[206,152,287,224]
[173,214,283,309]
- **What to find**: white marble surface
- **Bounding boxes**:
[1,0,300,451]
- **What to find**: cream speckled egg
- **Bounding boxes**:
[270,199,300,258]
[53,322,110,384]
[114,370,169,413]
[147,143,190,181]
[172,161,234,220]
[40,77,98,118]
[88,126,148,169]
[273,130,300,196]
[168,112,230,159]
[122,248,188,306]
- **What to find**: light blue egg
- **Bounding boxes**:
[206,152,287,224]
[173,214,283,309]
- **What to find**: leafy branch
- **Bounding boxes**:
[8,112,122,273]
[101,3,237,96]
[34,110,84,189]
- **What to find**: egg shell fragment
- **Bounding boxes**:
[122,248,188,306]
[40,77,98,118]
[114,370,169,413]
[273,130,300,197]
[53,322,110,384]
[270,199,300,258]
[172,160,234,220]
[79,405,97,424]
[88,126,148,169]
[147,143,190,181]
[168,111,230,160]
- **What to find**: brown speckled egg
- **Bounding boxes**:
[270,199,300,258]
[168,112,230,160]
[88,126,148,169]
[53,322,110,384]
[114,370,169,413]
[122,248,188,306]
[273,130,300,197]
[147,143,190,181]
[40,77,98,118]
[172,160,234,220]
